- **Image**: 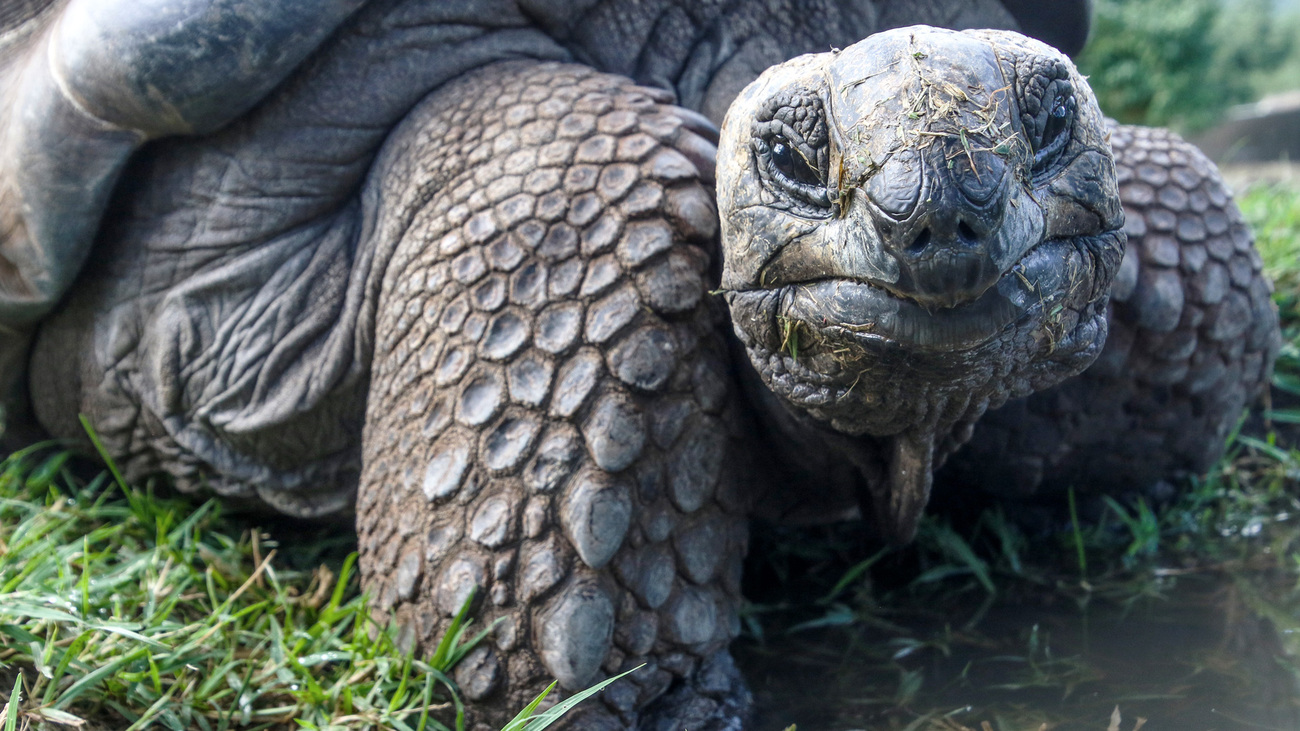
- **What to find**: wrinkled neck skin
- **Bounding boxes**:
[718,28,1125,542]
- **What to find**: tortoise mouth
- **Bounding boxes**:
[732,236,1098,354]
[782,277,1022,352]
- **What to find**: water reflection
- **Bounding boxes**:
[737,571,1300,730]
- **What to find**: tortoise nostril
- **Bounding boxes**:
[957,220,978,244]
[908,228,932,253]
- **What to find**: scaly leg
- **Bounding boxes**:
[355,61,755,730]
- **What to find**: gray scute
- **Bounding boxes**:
[422,434,471,501]
[509,261,547,307]
[520,541,566,602]
[394,548,422,602]
[608,326,677,392]
[551,349,602,418]
[481,310,530,360]
[617,219,674,268]
[525,428,581,492]
[667,418,725,512]
[469,495,515,548]
[585,283,640,343]
[507,352,554,407]
[582,392,646,472]
[539,580,615,690]
[457,370,506,426]
[483,415,541,472]
[624,543,676,609]
[667,585,718,646]
[562,469,632,569]
[452,645,501,701]
[535,301,583,354]
[424,520,463,565]
[437,556,486,617]
[1133,267,1185,333]
[673,515,725,584]
[615,610,659,656]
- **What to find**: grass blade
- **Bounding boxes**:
[503,666,642,731]
[500,681,556,731]
[2,677,20,731]
[428,587,477,672]
[1068,487,1087,579]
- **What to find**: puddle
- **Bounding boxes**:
[736,571,1300,730]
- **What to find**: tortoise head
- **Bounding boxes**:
[717,26,1125,541]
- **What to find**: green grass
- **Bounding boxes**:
[1076,0,1300,133]
[0,444,625,730]
[1242,183,1300,409]
[1242,183,1300,309]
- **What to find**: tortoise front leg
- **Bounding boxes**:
[357,61,753,730]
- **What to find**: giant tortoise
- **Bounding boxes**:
[0,1,1278,729]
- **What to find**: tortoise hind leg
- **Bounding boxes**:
[355,60,755,730]
[939,124,1279,503]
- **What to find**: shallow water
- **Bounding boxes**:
[736,572,1300,730]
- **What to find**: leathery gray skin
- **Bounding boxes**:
[719,28,1125,543]
[0,0,365,425]
[2,1,1278,730]
[0,0,366,317]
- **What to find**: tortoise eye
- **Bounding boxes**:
[1041,94,1074,149]
[770,135,822,187]
[753,132,831,214]
[749,90,833,214]
[1032,87,1076,172]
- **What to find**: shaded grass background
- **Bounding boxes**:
[1077,0,1300,133]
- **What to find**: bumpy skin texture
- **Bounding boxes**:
[355,61,752,730]
[940,124,1279,499]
